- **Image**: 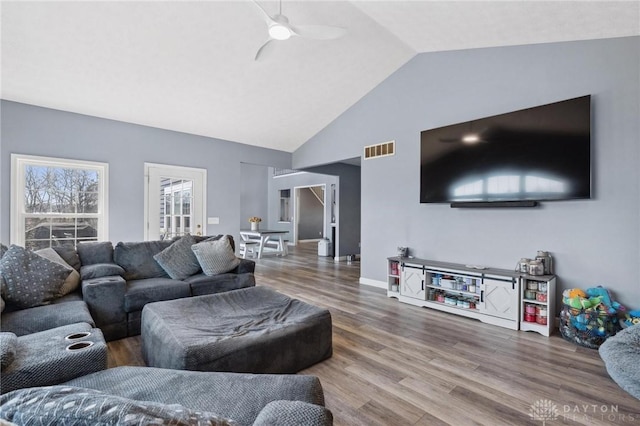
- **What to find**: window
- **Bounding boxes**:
[279,189,291,222]
[160,178,193,239]
[11,154,108,249]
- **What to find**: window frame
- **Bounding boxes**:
[279,188,291,223]
[11,154,109,247]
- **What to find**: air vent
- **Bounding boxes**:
[364,141,395,160]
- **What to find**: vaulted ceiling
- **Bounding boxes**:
[2,1,638,152]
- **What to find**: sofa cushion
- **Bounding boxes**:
[153,235,201,280]
[0,386,234,425]
[35,248,80,296]
[0,332,17,370]
[80,263,125,280]
[184,272,255,297]
[1,323,107,395]
[114,240,173,281]
[52,245,81,272]
[191,236,240,276]
[0,300,95,336]
[76,241,114,265]
[0,245,70,309]
[124,277,191,312]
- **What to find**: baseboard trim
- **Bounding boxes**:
[359,277,386,289]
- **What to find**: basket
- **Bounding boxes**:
[559,304,621,349]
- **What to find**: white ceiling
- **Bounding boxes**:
[2,1,638,153]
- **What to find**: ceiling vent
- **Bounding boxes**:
[364,140,395,160]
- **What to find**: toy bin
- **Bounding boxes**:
[559,304,621,349]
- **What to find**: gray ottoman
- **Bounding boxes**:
[141,286,332,374]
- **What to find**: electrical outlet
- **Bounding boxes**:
[207,217,220,225]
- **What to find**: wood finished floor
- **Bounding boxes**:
[108,243,640,425]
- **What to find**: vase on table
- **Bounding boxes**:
[250,222,259,231]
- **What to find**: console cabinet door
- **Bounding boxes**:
[480,278,518,321]
[401,265,426,300]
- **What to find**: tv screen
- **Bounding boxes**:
[420,96,591,204]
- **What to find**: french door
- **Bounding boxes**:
[144,163,206,241]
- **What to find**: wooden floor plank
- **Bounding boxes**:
[107,242,640,425]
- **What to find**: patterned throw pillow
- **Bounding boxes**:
[35,248,80,296]
[191,235,240,276]
[0,386,235,425]
[154,235,201,280]
[0,245,70,309]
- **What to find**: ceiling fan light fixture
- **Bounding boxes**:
[269,24,291,40]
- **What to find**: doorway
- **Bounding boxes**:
[294,185,326,243]
[144,163,206,240]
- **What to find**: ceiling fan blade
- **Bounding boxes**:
[290,24,346,40]
[255,38,276,61]
[252,0,277,25]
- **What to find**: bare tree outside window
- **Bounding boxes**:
[23,165,100,250]
[12,155,107,250]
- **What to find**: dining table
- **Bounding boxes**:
[239,229,288,259]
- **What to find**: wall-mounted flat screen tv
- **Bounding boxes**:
[420,96,591,205]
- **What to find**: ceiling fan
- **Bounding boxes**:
[252,0,346,61]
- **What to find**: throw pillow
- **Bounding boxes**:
[0,244,8,259]
[193,235,235,252]
[153,235,201,280]
[191,235,240,276]
[0,386,235,425]
[35,248,80,296]
[0,245,70,309]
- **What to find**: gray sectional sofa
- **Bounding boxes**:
[2,235,254,341]
[0,235,257,390]
[77,235,256,340]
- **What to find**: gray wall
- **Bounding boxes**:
[240,163,270,234]
[1,101,292,244]
[293,36,640,309]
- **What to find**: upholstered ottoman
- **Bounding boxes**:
[1,322,107,394]
[141,286,332,373]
